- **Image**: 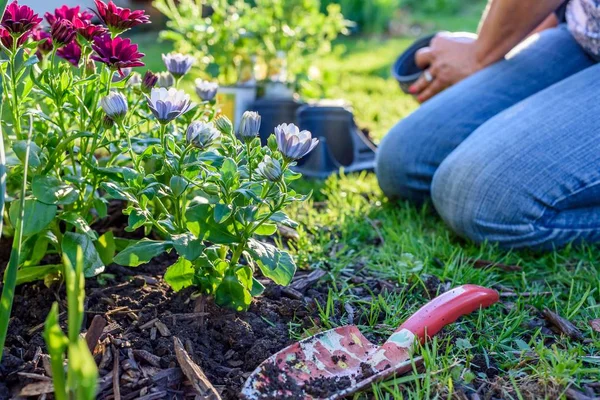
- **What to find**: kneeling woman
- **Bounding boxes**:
[377,0,600,250]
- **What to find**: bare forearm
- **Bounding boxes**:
[475,0,564,67]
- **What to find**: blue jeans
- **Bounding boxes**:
[376,25,600,250]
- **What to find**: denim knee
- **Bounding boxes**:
[431,151,543,249]
[376,108,451,204]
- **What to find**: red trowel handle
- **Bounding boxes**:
[398,284,498,343]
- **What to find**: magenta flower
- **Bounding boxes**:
[91,34,145,75]
[93,0,150,35]
[51,19,76,46]
[73,17,107,41]
[0,26,29,49]
[1,1,42,36]
[57,41,82,66]
[31,28,53,58]
[44,5,93,26]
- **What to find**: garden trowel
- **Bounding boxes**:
[241,284,499,400]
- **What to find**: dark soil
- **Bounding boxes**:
[0,232,331,400]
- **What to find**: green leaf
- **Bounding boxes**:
[250,278,265,297]
[60,212,97,240]
[61,232,105,277]
[100,182,138,203]
[67,338,98,400]
[172,233,205,261]
[164,257,195,291]
[169,175,188,197]
[43,303,68,400]
[93,198,108,219]
[269,211,299,228]
[247,239,296,286]
[9,199,56,237]
[95,231,116,266]
[186,204,238,244]
[32,176,79,205]
[214,204,232,223]
[113,239,172,267]
[215,270,252,311]
[16,264,61,285]
[12,141,42,168]
[221,157,239,188]
[254,223,277,236]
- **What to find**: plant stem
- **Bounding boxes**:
[0,118,33,360]
[8,50,22,139]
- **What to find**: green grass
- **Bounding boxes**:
[284,15,599,400]
[136,8,599,396]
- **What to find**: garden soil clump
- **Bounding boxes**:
[0,251,328,400]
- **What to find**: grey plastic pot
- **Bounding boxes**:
[391,33,437,94]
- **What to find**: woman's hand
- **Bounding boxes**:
[409,32,481,103]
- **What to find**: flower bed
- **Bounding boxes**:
[0,1,325,397]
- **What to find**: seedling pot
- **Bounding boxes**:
[293,101,377,179]
[392,33,437,94]
[217,85,257,129]
[247,98,304,145]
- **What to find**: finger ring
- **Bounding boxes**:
[423,70,434,83]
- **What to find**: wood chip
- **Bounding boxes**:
[85,315,107,353]
[469,258,522,272]
[28,312,65,335]
[133,349,161,368]
[150,327,157,341]
[17,372,52,381]
[112,345,121,400]
[277,225,300,241]
[344,303,355,325]
[290,269,326,293]
[589,319,600,333]
[136,391,168,400]
[566,387,595,400]
[41,355,52,377]
[174,337,221,399]
[542,308,585,341]
[151,367,183,385]
[19,382,54,396]
[139,318,159,330]
[155,321,171,337]
[281,287,303,300]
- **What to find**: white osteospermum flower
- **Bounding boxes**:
[186,121,220,149]
[257,155,282,182]
[194,78,219,101]
[100,91,128,121]
[162,53,196,78]
[146,87,195,124]
[274,123,319,161]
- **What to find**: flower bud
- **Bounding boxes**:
[100,91,128,122]
[186,121,220,149]
[102,115,114,129]
[112,67,132,82]
[156,71,174,88]
[50,19,76,46]
[162,52,195,78]
[214,114,233,135]
[194,78,218,101]
[141,70,158,93]
[257,155,282,182]
[238,111,261,141]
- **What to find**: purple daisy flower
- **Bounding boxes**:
[93,0,150,35]
[1,1,42,36]
[0,26,29,49]
[32,27,53,55]
[44,5,93,26]
[57,41,82,66]
[73,17,107,42]
[91,34,145,75]
[162,53,195,78]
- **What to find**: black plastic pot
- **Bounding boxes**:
[392,33,437,94]
[293,102,377,179]
[247,98,304,145]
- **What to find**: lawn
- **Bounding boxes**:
[140,11,599,399]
